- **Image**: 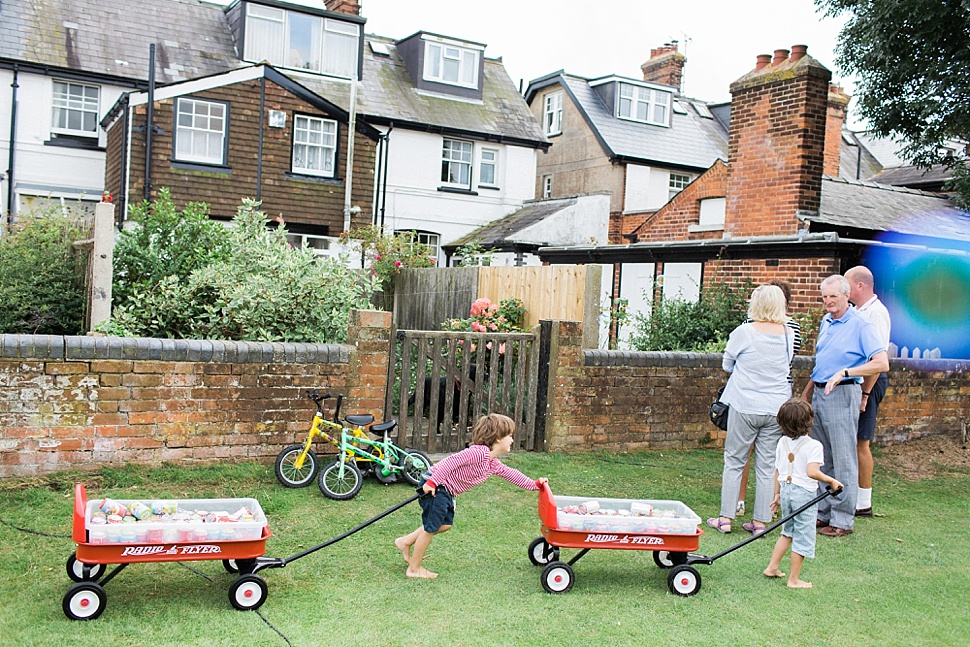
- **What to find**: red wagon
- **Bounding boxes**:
[64,484,272,620]
[528,482,706,596]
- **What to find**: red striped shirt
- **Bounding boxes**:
[426,444,538,496]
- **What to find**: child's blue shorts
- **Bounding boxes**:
[418,480,455,533]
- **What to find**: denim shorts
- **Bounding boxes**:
[780,482,817,559]
[418,480,454,533]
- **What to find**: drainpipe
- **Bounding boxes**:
[6,66,19,226]
[257,75,265,202]
[343,77,358,232]
[143,44,155,202]
[379,123,392,228]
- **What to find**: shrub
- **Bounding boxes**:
[442,297,526,333]
[0,208,88,334]
[627,280,751,352]
[339,225,436,309]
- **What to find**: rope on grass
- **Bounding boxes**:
[0,515,72,538]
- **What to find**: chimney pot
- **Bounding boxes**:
[773,49,790,66]
[755,54,772,71]
[790,44,808,62]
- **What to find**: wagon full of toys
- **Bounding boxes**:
[64,484,272,620]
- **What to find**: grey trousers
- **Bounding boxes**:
[720,410,782,523]
[811,384,861,530]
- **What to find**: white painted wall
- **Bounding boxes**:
[377,127,538,264]
[0,70,128,217]
[618,262,655,348]
[661,262,702,302]
[623,164,687,212]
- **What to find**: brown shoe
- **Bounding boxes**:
[855,507,873,517]
[816,519,829,528]
[818,526,853,537]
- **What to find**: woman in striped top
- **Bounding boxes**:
[394,413,547,579]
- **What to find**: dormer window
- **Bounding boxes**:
[618,83,671,127]
[423,37,480,88]
[244,4,359,78]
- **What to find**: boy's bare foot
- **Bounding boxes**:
[763,568,786,578]
[787,579,813,589]
[394,537,411,564]
[406,567,438,579]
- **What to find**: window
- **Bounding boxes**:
[544,92,563,136]
[618,83,671,126]
[698,198,726,228]
[396,230,440,262]
[51,81,100,137]
[441,139,473,188]
[479,148,498,186]
[542,174,553,198]
[174,98,227,165]
[286,232,334,256]
[293,115,337,177]
[423,40,479,88]
[245,5,359,78]
[668,173,691,200]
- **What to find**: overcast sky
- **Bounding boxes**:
[214,0,861,125]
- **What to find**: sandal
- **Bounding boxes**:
[706,517,732,534]
[742,521,766,535]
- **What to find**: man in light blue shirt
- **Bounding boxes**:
[801,275,888,536]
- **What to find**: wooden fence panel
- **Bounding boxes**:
[393,266,478,331]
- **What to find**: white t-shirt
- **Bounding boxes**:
[856,295,891,351]
[774,436,825,492]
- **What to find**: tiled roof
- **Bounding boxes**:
[445,197,579,249]
[0,0,239,84]
[815,176,970,243]
[560,73,728,169]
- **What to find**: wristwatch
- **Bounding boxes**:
[843,369,850,378]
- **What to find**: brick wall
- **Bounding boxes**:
[0,310,391,479]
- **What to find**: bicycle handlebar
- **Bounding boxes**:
[304,388,345,422]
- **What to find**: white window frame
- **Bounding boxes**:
[479,147,498,187]
[542,174,553,199]
[618,83,671,127]
[441,138,473,189]
[423,38,480,88]
[292,114,338,178]
[668,172,691,200]
[395,229,440,263]
[544,91,563,136]
[244,4,359,79]
[285,232,336,257]
[174,98,228,165]
[51,80,101,138]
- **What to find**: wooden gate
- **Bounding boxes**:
[385,328,544,454]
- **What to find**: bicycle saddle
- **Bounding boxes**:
[345,414,375,426]
[370,420,397,435]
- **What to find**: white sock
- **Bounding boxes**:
[857,488,872,510]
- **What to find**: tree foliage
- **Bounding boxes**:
[0,208,88,335]
[819,0,970,201]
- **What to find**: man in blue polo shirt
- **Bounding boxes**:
[801,275,889,537]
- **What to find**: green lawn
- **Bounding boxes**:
[1,449,968,646]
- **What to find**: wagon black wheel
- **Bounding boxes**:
[653,550,687,569]
[667,564,702,597]
[275,444,319,488]
[229,574,267,611]
[223,559,239,574]
[66,553,105,582]
[528,537,559,566]
[541,561,574,594]
[63,582,107,620]
[318,460,363,500]
[398,449,432,486]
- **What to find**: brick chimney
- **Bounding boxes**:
[724,45,832,238]
[641,41,685,92]
[824,84,851,177]
[325,0,361,15]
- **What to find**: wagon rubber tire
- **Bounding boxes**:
[63,582,107,620]
[540,561,574,594]
[66,553,105,582]
[528,537,559,566]
[223,559,239,574]
[667,564,702,596]
[398,449,433,486]
[275,445,319,488]
[229,574,268,611]
[318,460,363,500]
[653,550,687,569]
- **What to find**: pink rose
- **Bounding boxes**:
[471,321,486,333]
[394,260,402,267]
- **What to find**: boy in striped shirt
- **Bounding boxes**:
[394,413,547,579]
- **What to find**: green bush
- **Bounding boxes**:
[103,196,379,343]
[627,280,752,352]
[0,208,88,334]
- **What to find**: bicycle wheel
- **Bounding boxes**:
[318,460,363,500]
[274,444,319,488]
[397,449,432,486]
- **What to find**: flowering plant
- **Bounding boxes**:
[340,225,436,308]
[443,297,526,333]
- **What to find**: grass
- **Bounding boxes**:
[1,449,968,646]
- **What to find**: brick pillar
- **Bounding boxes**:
[344,309,392,418]
[725,45,832,238]
[540,319,587,451]
[824,84,851,177]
